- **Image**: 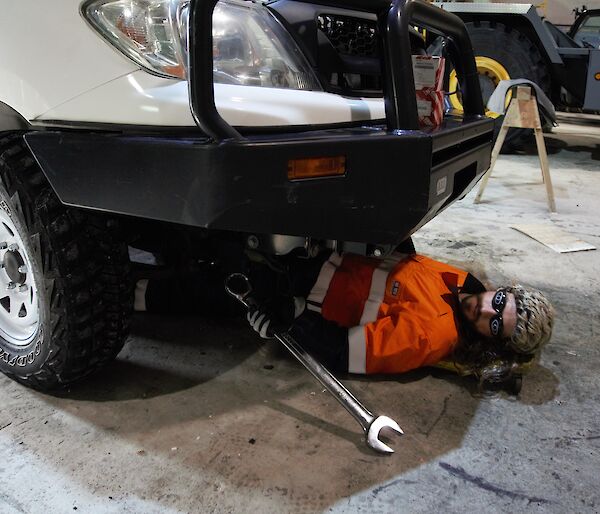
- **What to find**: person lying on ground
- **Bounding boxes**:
[134,250,554,390]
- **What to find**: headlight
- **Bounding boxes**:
[210,1,321,90]
[82,0,322,90]
[83,0,189,79]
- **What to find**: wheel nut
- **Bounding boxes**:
[18,284,28,293]
[7,282,16,290]
[0,242,7,250]
[8,243,18,252]
[18,265,28,274]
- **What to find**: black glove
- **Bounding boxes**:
[247,295,306,339]
[288,310,349,372]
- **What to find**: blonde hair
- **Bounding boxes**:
[504,285,554,354]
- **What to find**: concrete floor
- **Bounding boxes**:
[1,121,599,514]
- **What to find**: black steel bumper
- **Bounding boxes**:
[24,115,492,245]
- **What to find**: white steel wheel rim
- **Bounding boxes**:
[0,208,40,347]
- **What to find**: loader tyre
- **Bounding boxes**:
[463,21,552,150]
[0,134,132,391]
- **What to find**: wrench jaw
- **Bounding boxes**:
[367,416,404,454]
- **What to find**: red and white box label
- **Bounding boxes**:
[412,55,445,90]
[416,90,445,127]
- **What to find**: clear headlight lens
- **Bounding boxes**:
[82,0,322,90]
[210,1,320,90]
[83,0,189,79]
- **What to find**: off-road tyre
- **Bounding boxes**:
[465,20,552,151]
[0,133,132,391]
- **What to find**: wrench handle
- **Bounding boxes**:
[225,273,375,433]
[276,331,375,432]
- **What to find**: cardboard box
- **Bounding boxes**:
[412,56,445,127]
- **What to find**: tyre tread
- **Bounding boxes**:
[0,133,132,391]
[464,20,552,149]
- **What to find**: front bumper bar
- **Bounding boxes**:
[25,115,492,245]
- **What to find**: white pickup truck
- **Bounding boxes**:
[0,0,492,390]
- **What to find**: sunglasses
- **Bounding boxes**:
[490,288,508,339]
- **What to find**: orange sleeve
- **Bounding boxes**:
[321,254,380,327]
[348,302,459,374]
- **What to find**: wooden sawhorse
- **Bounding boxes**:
[474,85,556,212]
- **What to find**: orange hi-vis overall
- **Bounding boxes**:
[305,253,472,374]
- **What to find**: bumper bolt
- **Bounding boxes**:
[247,235,260,250]
[373,247,383,257]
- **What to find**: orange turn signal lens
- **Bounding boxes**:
[287,156,346,180]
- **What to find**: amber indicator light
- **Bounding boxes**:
[287,156,346,180]
[595,72,600,81]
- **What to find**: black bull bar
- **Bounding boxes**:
[24,0,493,246]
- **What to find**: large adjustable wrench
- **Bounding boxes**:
[225,273,403,454]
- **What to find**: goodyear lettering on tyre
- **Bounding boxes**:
[0,330,43,367]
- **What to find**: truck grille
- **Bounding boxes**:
[270,3,426,97]
[315,13,381,94]
[316,14,379,58]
